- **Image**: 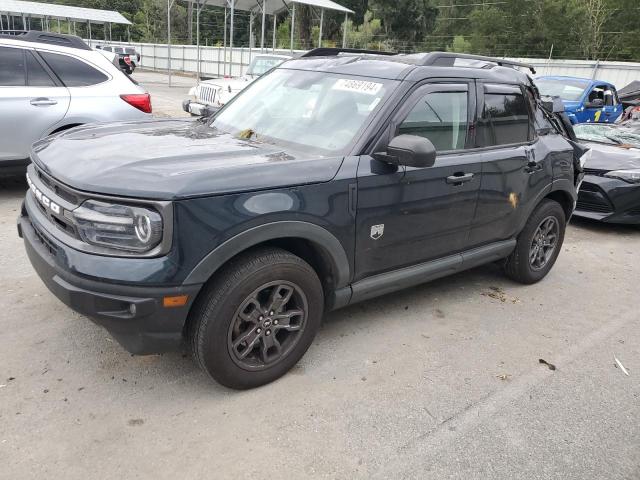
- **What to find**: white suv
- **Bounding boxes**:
[0,31,152,175]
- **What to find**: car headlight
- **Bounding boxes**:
[70,200,163,252]
[604,169,640,184]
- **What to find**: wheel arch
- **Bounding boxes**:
[545,188,575,221]
[48,123,83,136]
[183,222,351,294]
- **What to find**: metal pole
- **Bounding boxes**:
[109,22,112,42]
[342,12,348,48]
[290,2,295,53]
[196,0,201,80]
[318,8,323,48]
[223,7,227,76]
[88,21,91,46]
[260,0,266,52]
[57,18,60,33]
[68,18,71,34]
[103,22,107,40]
[249,12,253,65]
[229,0,234,49]
[272,13,276,52]
[73,21,76,35]
[168,0,174,87]
[127,25,130,42]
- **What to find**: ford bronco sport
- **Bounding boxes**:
[18,49,584,389]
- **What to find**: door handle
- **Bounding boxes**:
[525,161,543,173]
[30,98,57,106]
[446,173,474,185]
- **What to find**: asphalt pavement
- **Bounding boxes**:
[0,70,638,480]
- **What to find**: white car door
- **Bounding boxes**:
[0,46,70,161]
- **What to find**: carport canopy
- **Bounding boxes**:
[0,0,131,41]
[180,0,353,49]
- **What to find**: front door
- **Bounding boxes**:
[355,82,482,281]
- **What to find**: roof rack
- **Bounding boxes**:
[301,47,397,58]
[0,31,91,51]
[421,52,536,74]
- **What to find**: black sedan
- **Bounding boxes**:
[574,122,640,224]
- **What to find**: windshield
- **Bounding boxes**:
[246,56,288,76]
[575,124,640,148]
[211,69,395,154]
[536,78,590,101]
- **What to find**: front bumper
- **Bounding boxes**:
[182,99,220,117]
[574,174,640,224]
[19,201,202,354]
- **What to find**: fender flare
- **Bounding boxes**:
[183,221,351,287]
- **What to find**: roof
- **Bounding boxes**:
[537,75,616,87]
[0,0,132,24]
[179,0,353,15]
[618,80,640,100]
[282,52,533,83]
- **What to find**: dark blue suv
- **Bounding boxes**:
[19,50,583,389]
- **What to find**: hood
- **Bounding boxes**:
[202,76,255,92]
[31,119,343,200]
[581,141,640,171]
[562,101,583,112]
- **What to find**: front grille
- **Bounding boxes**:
[32,221,58,256]
[31,164,82,240]
[36,169,79,204]
[583,168,608,176]
[198,85,217,104]
[576,186,614,213]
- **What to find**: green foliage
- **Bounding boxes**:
[446,35,471,54]
[34,0,640,60]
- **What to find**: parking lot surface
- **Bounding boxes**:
[1,72,639,480]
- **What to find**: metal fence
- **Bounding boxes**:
[93,40,640,87]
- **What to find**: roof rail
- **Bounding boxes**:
[421,52,536,74]
[301,47,396,58]
[0,31,91,51]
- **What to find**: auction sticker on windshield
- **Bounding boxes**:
[333,79,383,95]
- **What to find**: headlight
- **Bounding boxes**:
[70,200,163,252]
[604,169,640,184]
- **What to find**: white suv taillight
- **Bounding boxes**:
[120,93,152,114]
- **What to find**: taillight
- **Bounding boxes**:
[120,93,152,114]
[124,56,132,65]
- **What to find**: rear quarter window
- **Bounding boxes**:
[39,52,108,87]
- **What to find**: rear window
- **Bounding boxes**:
[478,93,531,146]
[26,51,55,87]
[0,47,25,86]
[39,52,108,87]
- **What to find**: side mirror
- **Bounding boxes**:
[540,95,565,113]
[585,98,604,109]
[373,134,437,168]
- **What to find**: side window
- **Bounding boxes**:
[604,87,616,107]
[398,91,468,151]
[39,52,108,87]
[478,93,530,146]
[0,47,26,86]
[588,85,606,104]
[26,52,56,87]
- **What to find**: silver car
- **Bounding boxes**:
[0,32,151,174]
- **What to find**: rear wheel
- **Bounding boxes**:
[504,199,566,284]
[188,247,323,389]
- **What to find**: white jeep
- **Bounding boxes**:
[183,54,291,116]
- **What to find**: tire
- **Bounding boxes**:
[188,247,324,389]
[504,199,566,284]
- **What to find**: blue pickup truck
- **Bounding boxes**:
[535,76,623,124]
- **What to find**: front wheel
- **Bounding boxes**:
[504,199,566,284]
[188,247,324,389]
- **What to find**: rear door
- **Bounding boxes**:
[0,46,69,161]
[603,85,623,122]
[355,82,483,280]
[469,83,547,245]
